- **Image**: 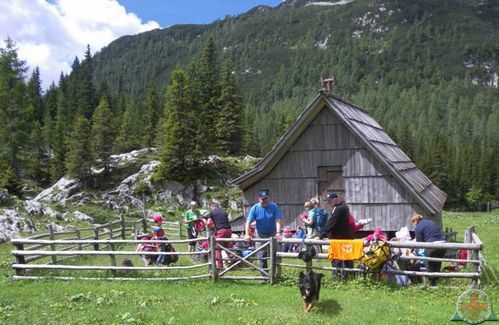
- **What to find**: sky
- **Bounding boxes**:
[0,0,282,90]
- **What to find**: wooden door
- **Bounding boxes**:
[317,166,344,208]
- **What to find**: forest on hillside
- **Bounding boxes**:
[0,0,498,209]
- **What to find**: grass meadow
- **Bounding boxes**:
[0,211,497,324]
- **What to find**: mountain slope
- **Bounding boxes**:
[88,0,498,207]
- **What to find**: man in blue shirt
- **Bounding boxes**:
[245,190,282,272]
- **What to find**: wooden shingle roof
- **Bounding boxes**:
[231,92,447,214]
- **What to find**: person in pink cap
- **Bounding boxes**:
[153,214,165,226]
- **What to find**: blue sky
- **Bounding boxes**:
[118,0,282,27]
[0,0,282,89]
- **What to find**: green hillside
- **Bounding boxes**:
[92,0,499,207]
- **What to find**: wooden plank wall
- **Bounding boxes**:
[242,107,436,232]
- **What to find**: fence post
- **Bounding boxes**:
[93,226,100,251]
[141,216,147,233]
[269,237,276,284]
[120,214,126,239]
[132,224,137,240]
[178,222,182,239]
[210,236,218,282]
[75,229,82,250]
[13,243,26,276]
[109,242,117,277]
[47,224,58,264]
[108,224,114,240]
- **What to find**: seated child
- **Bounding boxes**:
[152,226,168,266]
[136,234,158,265]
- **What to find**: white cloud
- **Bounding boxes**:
[0,0,160,90]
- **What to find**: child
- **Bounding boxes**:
[281,228,294,252]
[152,226,167,266]
[136,234,157,266]
[153,214,165,226]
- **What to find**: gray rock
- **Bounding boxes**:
[24,200,44,215]
[73,211,94,222]
[0,209,36,242]
[23,200,62,219]
[33,177,82,204]
[109,148,157,168]
[0,189,8,204]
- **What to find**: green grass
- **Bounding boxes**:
[0,273,496,324]
[0,211,498,324]
[443,210,499,269]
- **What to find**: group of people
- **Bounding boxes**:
[243,189,447,285]
[138,189,446,285]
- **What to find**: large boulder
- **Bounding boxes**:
[33,177,82,204]
[0,209,36,242]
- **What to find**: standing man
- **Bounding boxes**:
[245,190,283,272]
[320,192,354,278]
[205,200,232,269]
[411,213,446,286]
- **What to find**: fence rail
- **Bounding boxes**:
[10,221,484,287]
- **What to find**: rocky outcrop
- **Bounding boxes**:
[105,159,211,209]
[33,177,82,205]
[0,209,36,242]
[109,148,157,168]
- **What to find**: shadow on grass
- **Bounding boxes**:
[316,298,342,315]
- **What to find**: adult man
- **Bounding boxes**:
[320,192,354,279]
[411,213,446,286]
[245,190,283,271]
[205,200,232,269]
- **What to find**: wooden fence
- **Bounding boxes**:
[10,222,484,287]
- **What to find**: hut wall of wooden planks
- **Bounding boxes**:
[231,92,447,232]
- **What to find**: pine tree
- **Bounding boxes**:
[65,115,91,183]
[50,105,67,182]
[215,60,244,154]
[142,78,160,147]
[241,107,260,156]
[154,67,198,183]
[115,100,144,152]
[197,36,220,154]
[78,45,97,119]
[91,97,115,173]
[0,38,28,180]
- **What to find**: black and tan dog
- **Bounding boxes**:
[299,270,324,313]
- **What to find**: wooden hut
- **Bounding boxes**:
[230,91,447,232]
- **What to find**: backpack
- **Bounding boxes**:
[361,240,391,271]
[194,219,206,233]
[313,208,329,232]
[162,244,179,265]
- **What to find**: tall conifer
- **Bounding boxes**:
[215,60,244,154]
[154,67,197,183]
[91,97,115,173]
[65,115,91,183]
[0,38,28,180]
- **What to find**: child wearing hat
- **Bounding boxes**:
[152,226,167,266]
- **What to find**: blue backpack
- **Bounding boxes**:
[313,208,329,232]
